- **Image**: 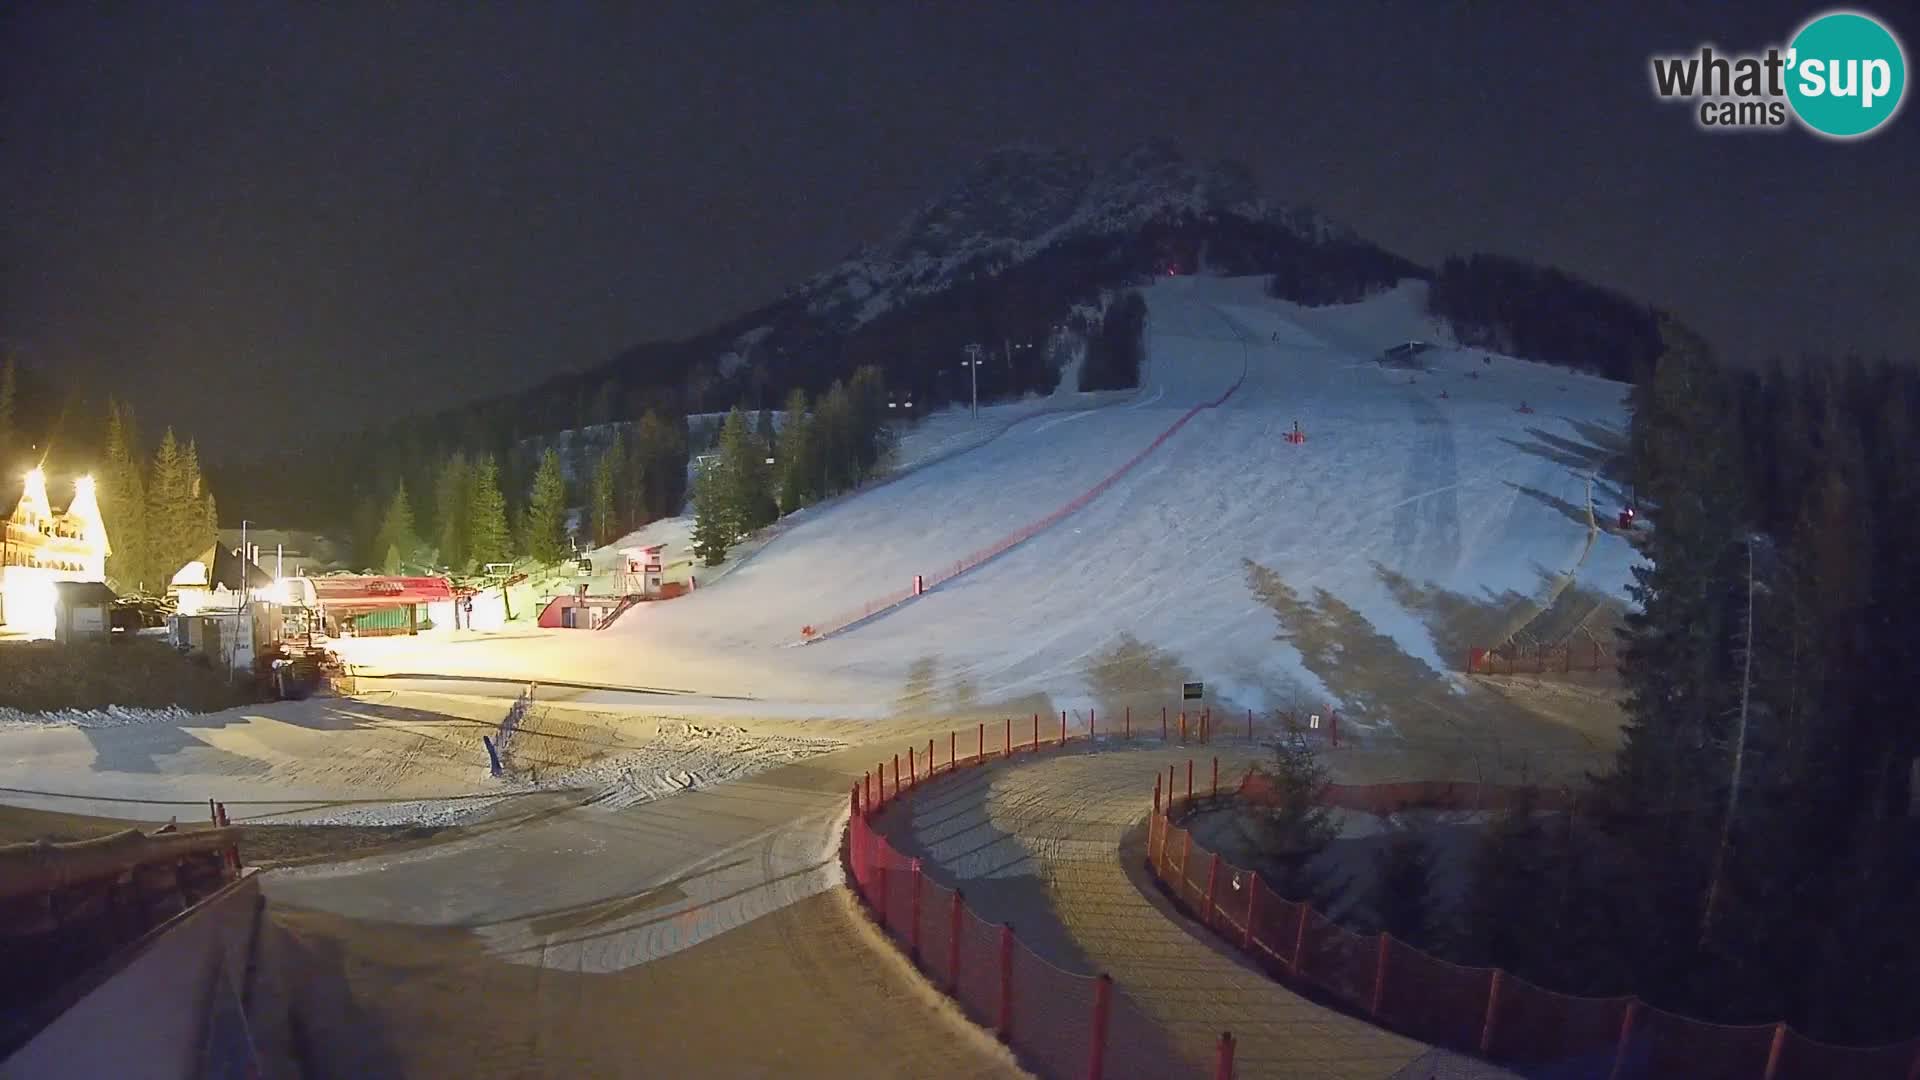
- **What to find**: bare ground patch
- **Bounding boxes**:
[1247,562,1616,786]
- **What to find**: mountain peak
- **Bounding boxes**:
[806,142,1342,324]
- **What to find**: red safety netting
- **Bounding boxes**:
[1487,973,1633,1067]
[1209,861,1255,943]
[918,876,958,989]
[952,907,1003,1033]
[858,743,1920,1080]
[805,366,1246,643]
[1009,938,1096,1079]
[1772,1028,1920,1080]
[1632,1002,1776,1080]
[1295,907,1377,1009]
[1247,879,1301,970]
[1375,937,1495,1052]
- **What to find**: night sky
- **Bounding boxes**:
[5,2,1916,454]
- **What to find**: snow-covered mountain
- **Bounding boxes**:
[795,141,1358,327]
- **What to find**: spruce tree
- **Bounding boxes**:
[523,448,569,563]
[375,479,419,574]
[466,455,511,567]
[101,401,150,591]
[434,453,471,570]
[689,459,732,566]
[777,388,815,512]
[1368,824,1441,951]
[590,440,620,546]
[1239,739,1338,900]
[718,407,775,532]
[146,429,189,584]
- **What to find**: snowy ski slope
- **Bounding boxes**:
[344,277,1640,726]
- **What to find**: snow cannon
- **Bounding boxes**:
[1283,420,1306,445]
[1618,506,1637,530]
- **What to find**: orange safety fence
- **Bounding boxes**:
[845,724,1241,1078]
[1148,771,1920,1080]
[806,365,1247,643]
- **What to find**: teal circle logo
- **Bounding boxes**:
[1786,11,1907,138]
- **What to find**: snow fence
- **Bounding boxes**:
[1149,772,1920,1080]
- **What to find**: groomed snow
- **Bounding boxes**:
[1,275,1640,818]
[332,276,1639,723]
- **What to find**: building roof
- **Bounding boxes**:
[307,575,452,607]
[51,581,118,605]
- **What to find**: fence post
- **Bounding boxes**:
[1087,973,1114,1080]
[851,783,860,819]
[929,738,935,778]
[1032,713,1039,750]
[1168,765,1176,808]
[978,722,985,761]
[1243,876,1260,951]
[1248,708,1254,742]
[949,888,965,992]
[1005,718,1012,757]
[1203,853,1221,924]
[1762,1022,1788,1080]
[1212,757,1219,797]
[910,858,924,963]
[1608,999,1643,1080]
[1290,902,1309,977]
[1370,933,1390,1017]
[1479,969,1505,1056]
[1125,705,1131,739]
[909,746,916,787]
[1153,774,1161,815]
[893,754,900,799]
[1186,760,1194,800]
[1060,709,1067,746]
[1181,830,1194,894]
[865,770,873,813]
[1090,707,1096,740]
[1214,1031,1235,1080]
[998,923,1016,1042]
[1162,706,1168,740]
[949,732,955,772]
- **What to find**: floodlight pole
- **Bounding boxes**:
[963,344,984,419]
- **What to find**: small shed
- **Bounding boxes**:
[51,581,117,643]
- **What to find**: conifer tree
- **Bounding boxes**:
[718,407,775,532]
[375,479,419,574]
[590,439,621,546]
[1368,824,1442,951]
[1240,739,1338,900]
[523,448,569,563]
[689,459,731,567]
[777,388,815,512]
[466,455,511,567]
[434,453,471,570]
[146,429,190,583]
[101,401,150,591]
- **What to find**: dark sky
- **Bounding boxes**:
[5,2,1916,455]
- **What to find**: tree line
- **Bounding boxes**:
[1426,254,1664,382]
[97,401,220,595]
[1239,330,1919,1047]
[354,409,692,573]
[692,368,891,566]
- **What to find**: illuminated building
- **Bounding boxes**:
[0,469,111,638]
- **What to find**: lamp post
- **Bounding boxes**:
[962,344,985,420]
